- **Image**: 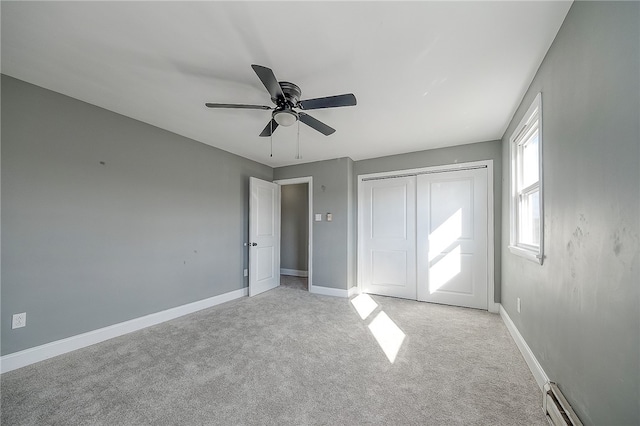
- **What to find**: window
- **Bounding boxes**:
[510,93,543,264]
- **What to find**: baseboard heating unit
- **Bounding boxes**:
[543,382,583,426]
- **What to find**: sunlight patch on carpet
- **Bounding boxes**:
[350,293,378,320]
[368,311,406,363]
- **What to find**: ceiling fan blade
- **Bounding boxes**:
[259,119,279,137]
[298,93,357,110]
[205,103,272,110]
[299,112,335,136]
[251,65,284,101]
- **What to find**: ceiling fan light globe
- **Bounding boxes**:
[274,110,298,127]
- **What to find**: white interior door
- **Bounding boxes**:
[416,168,488,309]
[249,177,280,297]
[361,177,417,299]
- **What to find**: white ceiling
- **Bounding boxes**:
[1,1,571,168]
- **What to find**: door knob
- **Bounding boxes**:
[251,242,258,246]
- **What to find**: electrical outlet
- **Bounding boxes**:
[517,298,521,313]
[12,312,26,329]
[243,269,248,277]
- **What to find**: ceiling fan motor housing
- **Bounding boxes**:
[272,81,302,126]
[276,81,302,107]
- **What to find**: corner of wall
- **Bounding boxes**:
[346,158,356,289]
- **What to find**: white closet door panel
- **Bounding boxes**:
[362,177,416,299]
[417,169,488,309]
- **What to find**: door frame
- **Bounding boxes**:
[357,160,498,313]
[273,176,313,292]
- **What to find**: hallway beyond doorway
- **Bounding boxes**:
[281,275,308,291]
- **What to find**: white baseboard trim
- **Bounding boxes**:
[499,304,549,389]
[280,268,308,277]
[0,287,248,374]
[309,284,349,298]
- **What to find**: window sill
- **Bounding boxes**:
[508,245,543,265]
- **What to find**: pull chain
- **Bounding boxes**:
[296,119,301,160]
[270,120,273,158]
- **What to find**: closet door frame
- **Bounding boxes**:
[357,160,498,313]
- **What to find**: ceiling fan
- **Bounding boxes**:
[205,65,357,137]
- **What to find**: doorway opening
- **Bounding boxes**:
[274,177,313,292]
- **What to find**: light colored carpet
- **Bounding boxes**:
[1,286,546,425]
[280,274,308,291]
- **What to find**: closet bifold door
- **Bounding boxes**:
[416,168,488,309]
[361,176,417,299]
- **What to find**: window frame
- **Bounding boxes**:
[509,93,544,264]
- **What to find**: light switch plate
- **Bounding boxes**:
[315,214,322,222]
[326,213,333,222]
[12,312,26,329]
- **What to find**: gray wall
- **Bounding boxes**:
[274,158,354,290]
[355,140,502,302]
[500,2,639,425]
[1,75,273,355]
[280,183,308,272]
